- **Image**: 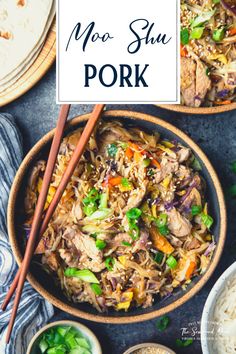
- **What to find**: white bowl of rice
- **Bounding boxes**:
[201,262,236,354]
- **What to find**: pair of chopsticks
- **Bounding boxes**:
[2,104,105,343]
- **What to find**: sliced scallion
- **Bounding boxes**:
[213,27,225,42]
[190,27,204,39]
[181,28,189,45]
[143,158,151,167]
[122,241,132,247]
[191,10,215,28]
[90,283,102,296]
[121,178,131,187]
[95,239,107,250]
[201,213,213,229]
[166,255,178,269]
[105,257,115,271]
[156,213,168,228]
[64,268,99,284]
[191,205,202,216]
[126,208,142,220]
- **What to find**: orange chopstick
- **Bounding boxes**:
[5,104,105,343]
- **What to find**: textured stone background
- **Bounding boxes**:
[1,64,236,354]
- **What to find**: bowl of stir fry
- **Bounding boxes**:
[159,0,236,114]
[8,110,226,323]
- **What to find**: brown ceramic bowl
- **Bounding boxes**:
[158,103,236,115]
[8,110,227,324]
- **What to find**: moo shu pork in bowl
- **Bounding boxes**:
[159,0,236,114]
[8,110,226,323]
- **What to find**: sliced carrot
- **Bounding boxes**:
[125,147,134,159]
[151,158,161,169]
[108,176,122,186]
[150,226,174,254]
[129,142,144,153]
[229,27,236,36]
[185,261,196,280]
[214,100,231,105]
[128,141,161,169]
[180,44,188,57]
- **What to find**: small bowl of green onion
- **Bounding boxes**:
[26,320,102,354]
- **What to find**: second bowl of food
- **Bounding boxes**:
[8,110,226,323]
[159,0,236,115]
[201,262,236,354]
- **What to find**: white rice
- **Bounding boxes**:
[212,276,236,353]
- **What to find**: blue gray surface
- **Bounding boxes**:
[1,64,236,354]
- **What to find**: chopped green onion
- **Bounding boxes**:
[90,283,102,296]
[181,28,189,45]
[126,207,142,220]
[158,224,169,236]
[121,178,131,187]
[75,337,91,349]
[190,27,204,39]
[191,10,215,28]
[128,221,140,240]
[82,188,100,205]
[118,141,128,149]
[191,205,202,216]
[82,188,101,216]
[176,338,193,347]
[39,339,48,353]
[53,332,64,345]
[191,156,202,171]
[56,327,69,338]
[213,0,220,3]
[95,239,107,250]
[229,184,236,197]
[154,251,164,264]
[213,27,225,42]
[156,213,168,228]
[122,241,132,247]
[70,349,90,354]
[206,68,210,76]
[231,161,236,174]
[126,208,142,240]
[166,255,178,269]
[45,329,56,346]
[105,257,115,271]
[201,213,213,229]
[90,233,97,239]
[99,191,108,209]
[64,268,99,284]
[65,331,78,349]
[143,158,151,167]
[86,208,113,220]
[47,346,66,354]
[156,315,170,331]
[83,204,97,216]
[107,143,118,157]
